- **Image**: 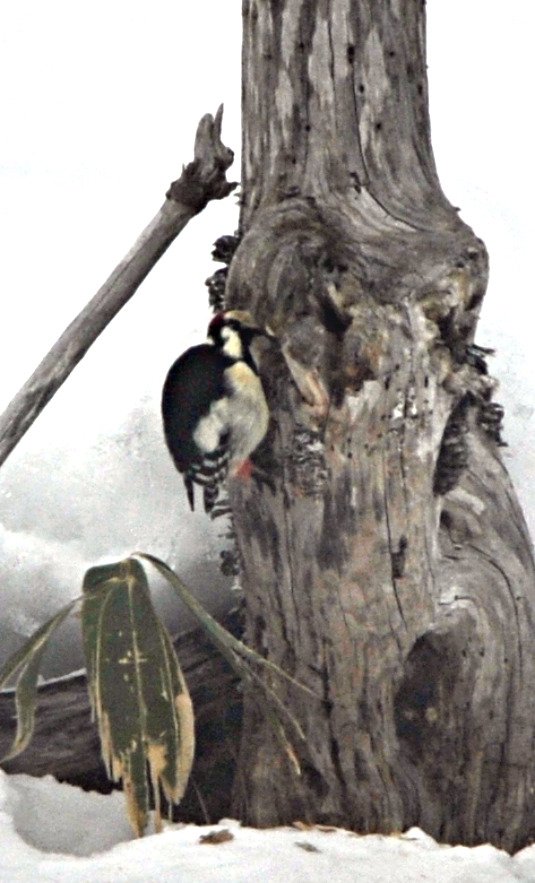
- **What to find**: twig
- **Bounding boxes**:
[0,106,236,469]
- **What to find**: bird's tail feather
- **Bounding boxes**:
[184,475,195,510]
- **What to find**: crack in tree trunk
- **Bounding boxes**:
[225,0,535,852]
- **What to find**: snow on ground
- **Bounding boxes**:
[1,771,535,882]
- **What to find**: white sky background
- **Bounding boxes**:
[0,1,242,428]
[0,2,534,672]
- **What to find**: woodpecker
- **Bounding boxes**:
[162,311,271,513]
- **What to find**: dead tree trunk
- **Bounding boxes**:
[225,0,535,852]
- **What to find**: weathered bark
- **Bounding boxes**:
[0,107,235,470]
[0,614,241,825]
[225,0,535,852]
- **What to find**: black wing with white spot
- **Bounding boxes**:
[161,344,233,511]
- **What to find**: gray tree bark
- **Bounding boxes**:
[225,0,535,852]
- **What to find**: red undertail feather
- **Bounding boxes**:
[233,458,254,480]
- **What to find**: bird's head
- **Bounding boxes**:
[207,311,273,360]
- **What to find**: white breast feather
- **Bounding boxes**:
[192,361,269,471]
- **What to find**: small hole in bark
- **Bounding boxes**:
[331,738,342,769]
[347,44,355,63]
[375,122,382,131]
[467,288,485,310]
[323,255,335,272]
[302,763,329,799]
[388,50,396,57]
[254,615,266,648]
[298,41,305,50]
[384,377,391,390]
[391,536,408,579]
[455,260,465,268]
[354,750,369,781]
[305,124,311,132]
[358,83,365,94]
[417,83,424,95]
[435,396,471,495]
[349,171,361,192]
[424,375,429,387]
[436,309,457,349]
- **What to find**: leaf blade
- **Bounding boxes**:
[136,552,316,697]
[81,558,194,837]
[0,598,79,761]
[136,552,305,768]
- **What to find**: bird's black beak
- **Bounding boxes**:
[245,325,276,344]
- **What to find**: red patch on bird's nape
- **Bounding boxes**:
[208,312,226,335]
[233,458,254,481]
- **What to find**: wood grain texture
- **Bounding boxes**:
[224,0,535,852]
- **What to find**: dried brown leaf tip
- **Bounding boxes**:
[199,828,234,845]
[293,820,342,834]
[292,820,314,831]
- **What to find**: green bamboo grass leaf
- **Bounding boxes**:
[81,562,118,717]
[136,553,306,768]
[81,559,194,837]
[0,598,79,761]
[136,552,315,698]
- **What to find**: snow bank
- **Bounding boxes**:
[2,770,535,882]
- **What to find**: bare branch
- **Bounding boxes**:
[167,104,237,209]
[0,107,237,469]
